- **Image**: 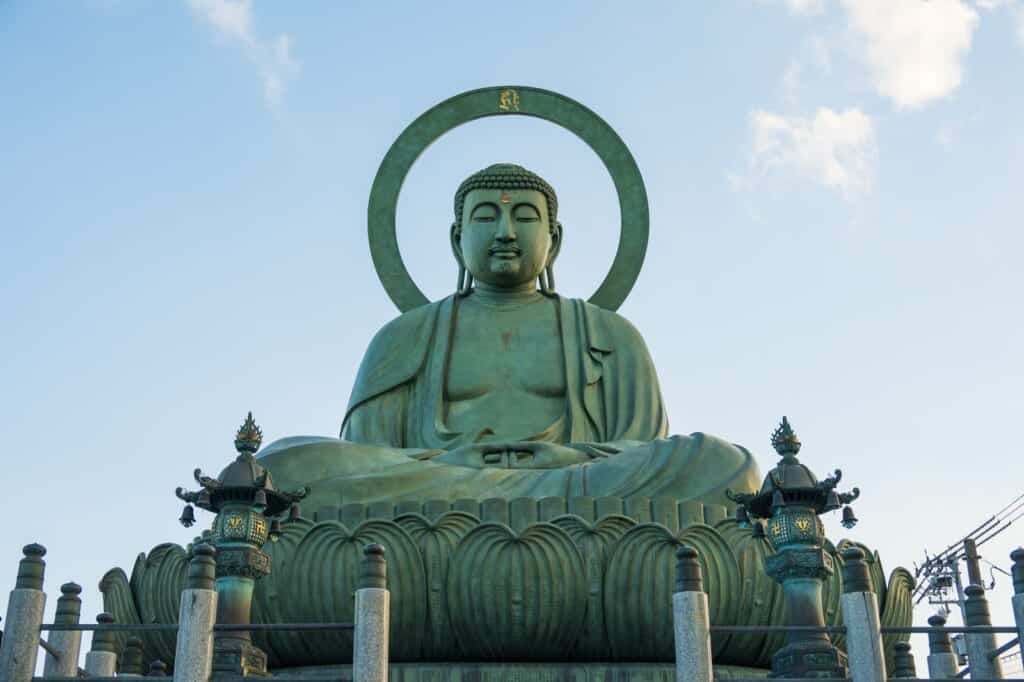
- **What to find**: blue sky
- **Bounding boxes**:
[2,0,1023,672]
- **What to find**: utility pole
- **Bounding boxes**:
[914,493,1024,620]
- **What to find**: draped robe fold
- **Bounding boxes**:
[258,296,761,508]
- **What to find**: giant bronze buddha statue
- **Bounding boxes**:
[99,88,913,677]
[257,163,761,510]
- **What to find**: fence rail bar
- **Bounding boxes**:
[38,622,1018,634]
[33,677,1024,682]
[37,637,60,658]
[707,624,1018,634]
[38,621,354,632]
[215,622,354,632]
[991,636,1021,660]
[40,623,180,632]
[882,625,1018,634]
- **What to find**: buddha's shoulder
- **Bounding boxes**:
[566,297,648,350]
[348,298,449,408]
[368,297,447,346]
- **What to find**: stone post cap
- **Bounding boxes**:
[674,545,704,593]
[15,542,47,589]
[186,544,217,591]
[841,546,872,594]
[147,659,168,676]
[23,543,46,558]
[1011,547,1024,595]
[892,641,916,677]
[963,584,992,626]
[55,582,84,623]
[120,635,145,675]
[927,613,953,654]
[92,613,118,654]
[360,543,387,589]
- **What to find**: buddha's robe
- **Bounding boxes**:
[258,296,761,509]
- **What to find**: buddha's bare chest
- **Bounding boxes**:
[445,302,566,401]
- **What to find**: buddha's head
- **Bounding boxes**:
[451,163,562,295]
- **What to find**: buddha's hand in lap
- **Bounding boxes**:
[432,441,607,469]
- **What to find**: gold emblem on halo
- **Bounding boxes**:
[498,88,520,112]
[253,517,267,537]
[795,517,811,533]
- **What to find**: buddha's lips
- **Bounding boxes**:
[489,246,521,256]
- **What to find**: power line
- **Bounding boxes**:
[913,492,1024,608]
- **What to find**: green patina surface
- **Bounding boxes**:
[254,159,761,512]
[99,87,915,674]
[101,508,913,670]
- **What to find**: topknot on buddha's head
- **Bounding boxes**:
[453,164,558,228]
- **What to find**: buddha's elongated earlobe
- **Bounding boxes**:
[539,222,560,296]
[457,264,474,297]
[451,223,473,296]
[539,265,556,296]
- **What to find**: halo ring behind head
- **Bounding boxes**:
[368,85,650,312]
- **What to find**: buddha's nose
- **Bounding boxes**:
[495,214,516,240]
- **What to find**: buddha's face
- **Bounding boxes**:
[454,188,561,288]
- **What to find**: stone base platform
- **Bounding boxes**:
[269,662,771,680]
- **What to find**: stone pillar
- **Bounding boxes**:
[120,635,146,676]
[42,581,83,677]
[672,546,713,682]
[963,583,1003,680]
[212,502,271,678]
[0,543,48,682]
[840,547,887,682]
[926,614,959,679]
[84,613,119,677]
[1012,548,1024,669]
[891,641,917,678]
[174,545,218,682]
[353,544,389,682]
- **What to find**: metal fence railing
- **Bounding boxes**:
[2,541,1023,681]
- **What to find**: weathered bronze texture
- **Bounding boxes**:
[85,87,916,674]
[260,157,761,518]
[101,502,915,669]
[727,418,859,679]
[174,413,307,678]
[367,86,648,313]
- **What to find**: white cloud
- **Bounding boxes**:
[787,0,826,14]
[974,0,1014,9]
[745,107,877,198]
[188,0,252,44]
[840,0,978,110]
[187,0,297,107]
[759,0,826,15]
